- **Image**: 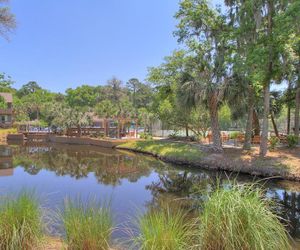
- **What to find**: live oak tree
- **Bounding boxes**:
[228,0,284,156]
[16,81,42,98]
[281,1,300,140]
[65,85,99,110]
[225,0,264,150]
[0,73,13,92]
[0,0,15,39]
[148,50,198,137]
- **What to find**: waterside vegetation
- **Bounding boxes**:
[0,191,43,250]
[199,185,291,250]
[0,184,292,250]
[118,140,206,163]
[62,198,112,250]
[118,140,300,181]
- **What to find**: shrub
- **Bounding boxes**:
[0,191,43,249]
[199,184,291,250]
[287,135,298,148]
[168,131,179,139]
[269,136,280,150]
[189,135,197,142]
[139,132,153,140]
[62,198,113,250]
[134,207,195,250]
[229,131,240,139]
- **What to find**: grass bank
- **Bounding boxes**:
[117,140,206,164]
[117,140,300,182]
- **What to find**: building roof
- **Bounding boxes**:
[0,93,13,103]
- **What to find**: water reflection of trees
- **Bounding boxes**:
[146,170,221,211]
[267,189,300,239]
[11,144,164,186]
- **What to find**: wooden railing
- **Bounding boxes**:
[0,108,13,115]
[67,127,106,137]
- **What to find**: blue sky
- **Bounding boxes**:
[1,0,183,93]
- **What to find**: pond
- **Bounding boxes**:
[0,143,300,244]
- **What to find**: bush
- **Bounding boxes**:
[62,198,113,250]
[134,207,195,250]
[189,135,198,142]
[0,191,43,249]
[139,132,153,140]
[198,184,291,250]
[168,131,179,139]
[269,136,280,150]
[229,131,240,139]
[287,135,298,148]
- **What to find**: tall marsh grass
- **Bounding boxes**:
[198,184,291,250]
[62,198,113,250]
[0,191,43,250]
[134,207,195,250]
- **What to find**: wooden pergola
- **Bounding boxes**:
[67,116,139,139]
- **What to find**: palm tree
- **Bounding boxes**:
[177,57,226,152]
[174,1,231,152]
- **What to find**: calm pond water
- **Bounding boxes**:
[0,143,300,244]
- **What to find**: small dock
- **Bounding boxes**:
[7,132,49,142]
[7,133,137,149]
[26,133,49,142]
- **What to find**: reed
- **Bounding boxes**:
[134,207,196,250]
[0,191,43,250]
[62,198,113,250]
[198,184,291,250]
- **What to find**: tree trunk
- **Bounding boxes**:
[287,105,291,135]
[243,86,254,150]
[77,125,82,137]
[270,112,279,137]
[208,94,223,152]
[135,119,138,138]
[260,0,273,157]
[117,121,120,138]
[287,80,292,134]
[185,125,189,137]
[253,110,260,136]
[295,81,300,139]
[104,118,108,137]
[260,84,270,156]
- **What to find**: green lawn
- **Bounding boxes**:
[0,128,17,135]
[118,140,206,162]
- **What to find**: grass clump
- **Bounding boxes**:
[134,207,195,250]
[118,140,205,162]
[269,136,280,150]
[199,184,291,250]
[287,135,298,148]
[0,191,43,250]
[62,198,113,250]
